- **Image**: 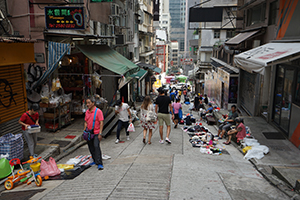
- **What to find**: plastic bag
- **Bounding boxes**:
[243,138,260,146]
[40,157,61,177]
[243,145,269,160]
[127,123,135,132]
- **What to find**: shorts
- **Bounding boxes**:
[174,114,179,120]
[157,113,171,126]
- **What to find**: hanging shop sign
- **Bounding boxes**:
[45,7,85,30]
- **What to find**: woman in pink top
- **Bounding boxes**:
[223,118,246,145]
[172,98,182,128]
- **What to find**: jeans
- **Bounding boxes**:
[22,130,37,156]
[219,123,234,131]
[87,136,103,165]
[116,120,129,140]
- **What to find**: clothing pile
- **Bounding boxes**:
[179,114,196,125]
[240,137,269,160]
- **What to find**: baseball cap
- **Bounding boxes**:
[116,99,122,106]
[208,103,212,106]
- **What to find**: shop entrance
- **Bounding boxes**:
[273,65,295,134]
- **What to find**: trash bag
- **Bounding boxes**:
[127,123,135,132]
[40,157,61,177]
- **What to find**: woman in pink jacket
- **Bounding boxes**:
[223,118,246,145]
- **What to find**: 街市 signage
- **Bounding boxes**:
[45,7,85,30]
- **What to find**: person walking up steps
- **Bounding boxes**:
[115,99,132,144]
[155,87,174,144]
[140,96,156,144]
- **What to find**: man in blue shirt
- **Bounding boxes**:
[200,103,213,120]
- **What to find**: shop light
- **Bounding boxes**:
[72,38,84,41]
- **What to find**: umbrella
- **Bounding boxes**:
[176,75,187,82]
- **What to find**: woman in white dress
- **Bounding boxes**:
[140,96,156,144]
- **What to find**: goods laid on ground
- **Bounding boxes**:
[240,138,269,160]
[183,124,223,155]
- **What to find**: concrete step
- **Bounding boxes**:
[102,116,119,137]
[272,166,300,190]
[103,108,115,129]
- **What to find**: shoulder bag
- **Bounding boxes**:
[83,108,98,141]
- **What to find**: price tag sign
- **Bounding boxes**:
[45,7,85,30]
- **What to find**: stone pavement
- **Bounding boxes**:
[0,103,289,200]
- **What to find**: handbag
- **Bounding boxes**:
[145,104,157,122]
[83,108,98,141]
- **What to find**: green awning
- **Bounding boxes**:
[137,63,162,74]
[129,69,148,80]
[77,45,139,77]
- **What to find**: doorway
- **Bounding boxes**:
[273,65,295,134]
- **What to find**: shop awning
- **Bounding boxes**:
[33,41,70,89]
[137,63,162,74]
[225,30,259,45]
[234,42,300,74]
[140,50,155,57]
[129,69,148,80]
[211,57,239,74]
[77,45,139,77]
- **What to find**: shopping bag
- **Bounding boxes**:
[127,123,135,132]
[40,157,61,177]
[0,133,24,161]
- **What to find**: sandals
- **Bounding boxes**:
[223,141,231,145]
[148,141,151,144]
[143,138,146,144]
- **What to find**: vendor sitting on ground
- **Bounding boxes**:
[200,103,213,120]
[223,118,246,145]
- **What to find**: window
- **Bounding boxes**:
[214,30,220,38]
[226,30,235,38]
[295,70,300,106]
[247,3,266,26]
[179,41,184,51]
[269,1,278,25]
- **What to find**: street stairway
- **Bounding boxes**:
[0,103,299,199]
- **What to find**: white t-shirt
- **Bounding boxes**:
[115,103,130,122]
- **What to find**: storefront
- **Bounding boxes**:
[0,39,36,136]
[33,42,139,131]
[234,42,300,147]
[206,58,239,110]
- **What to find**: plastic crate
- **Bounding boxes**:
[27,126,41,134]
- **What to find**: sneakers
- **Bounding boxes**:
[218,137,222,140]
[115,139,119,144]
[127,136,130,141]
[90,162,96,166]
[159,140,164,144]
[98,164,104,170]
[165,138,172,144]
[102,154,111,160]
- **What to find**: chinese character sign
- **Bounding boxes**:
[45,7,85,30]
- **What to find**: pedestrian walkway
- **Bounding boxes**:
[13,103,287,200]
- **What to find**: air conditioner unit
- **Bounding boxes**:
[111,4,119,16]
[116,34,125,45]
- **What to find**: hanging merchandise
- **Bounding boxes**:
[51,78,56,91]
[92,72,102,89]
[55,78,62,90]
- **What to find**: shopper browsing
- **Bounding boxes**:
[19,103,40,158]
[115,100,132,144]
[155,87,174,144]
[84,97,104,170]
